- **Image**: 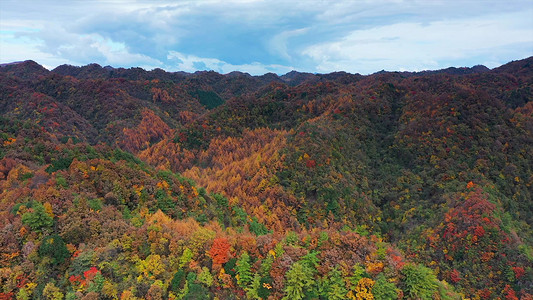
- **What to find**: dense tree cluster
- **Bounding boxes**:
[0,57,532,298]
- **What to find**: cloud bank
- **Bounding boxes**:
[1,0,532,75]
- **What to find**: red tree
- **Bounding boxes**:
[209,237,231,265]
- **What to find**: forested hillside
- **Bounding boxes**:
[0,58,532,299]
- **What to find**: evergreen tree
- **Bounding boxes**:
[402,264,438,300]
[373,273,397,300]
[236,251,252,288]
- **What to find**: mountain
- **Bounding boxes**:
[0,58,532,299]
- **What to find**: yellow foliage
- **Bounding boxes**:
[120,290,139,300]
[19,226,27,236]
[268,249,276,258]
[355,278,375,300]
[366,262,384,274]
[138,254,164,278]
[44,202,54,218]
[3,137,16,146]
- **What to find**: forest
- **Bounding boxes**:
[0,57,532,299]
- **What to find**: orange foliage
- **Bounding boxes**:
[209,238,231,265]
[121,109,173,152]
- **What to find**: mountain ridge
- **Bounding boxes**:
[3,58,527,82]
[0,56,532,299]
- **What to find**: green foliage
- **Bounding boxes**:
[69,250,94,275]
[16,288,30,300]
[11,200,33,214]
[373,273,398,300]
[258,276,273,299]
[171,269,187,293]
[402,264,439,300]
[42,282,64,300]
[224,257,237,276]
[213,193,228,207]
[236,251,252,288]
[179,248,194,268]
[21,201,53,232]
[39,234,70,265]
[317,231,329,246]
[55,174,68,188]
[112,148,141,164]
[282,261,315,300]
[232,206,248,224]
[88,198,103,211]
[301,251,320,269]
[247,273,262,300]
[249,217,270,236]
[326,267,348,300]
[197,267,214,287]
[184,283,210,300]
[355,225,370,236]
[19,171,33,181]
[46,156,73,173]
[88,272,105,293]
[155,188,175,213]
[182,272,211,300]
[285,231,299,246]
[190,89,224,109]
[348,264,369,286]
[60,136,81,144]
[157,169,175,185]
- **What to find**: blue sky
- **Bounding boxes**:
[1,0,532,75]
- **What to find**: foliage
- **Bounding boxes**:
[372,273,397,300]
[0,58,532,299]
[39,234,70,265]
[21,201,53,232]
[401,264,439,300]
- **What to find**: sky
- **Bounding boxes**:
[1,0,532,75]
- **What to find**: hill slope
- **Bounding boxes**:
[0,58,532,299]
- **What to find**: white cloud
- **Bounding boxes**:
[0,24,162,69]
[303,10,533,74]
[268,28,309,61]
[1,0,532,74]
[167,51,293,75]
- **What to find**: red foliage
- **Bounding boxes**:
[391,254,405,270]
[450,269,461,283]
[513,266,525,279]
[474,225,485,238]
[306,160,316,168]
[504,285,519,300]
[69,274,82,283]
[84,267,100,281]
[209,238,231,265]
[480,289,492,300]
[0,292,13,300]
[16,274,28,288]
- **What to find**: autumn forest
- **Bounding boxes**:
[0,57,532,299]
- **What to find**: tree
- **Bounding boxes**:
[42,282,64,300]
[170,269,187,293]
[327,267,349,300]
[236,252,252,288]
[282,261,315,300]
[372,274,397,300]
[402,264,438,300]
[39,234,70,265]
[21,201,53,232]
[197,267,213,287]
[209,238,231,265]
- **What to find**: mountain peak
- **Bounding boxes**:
[0,60,49,79]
